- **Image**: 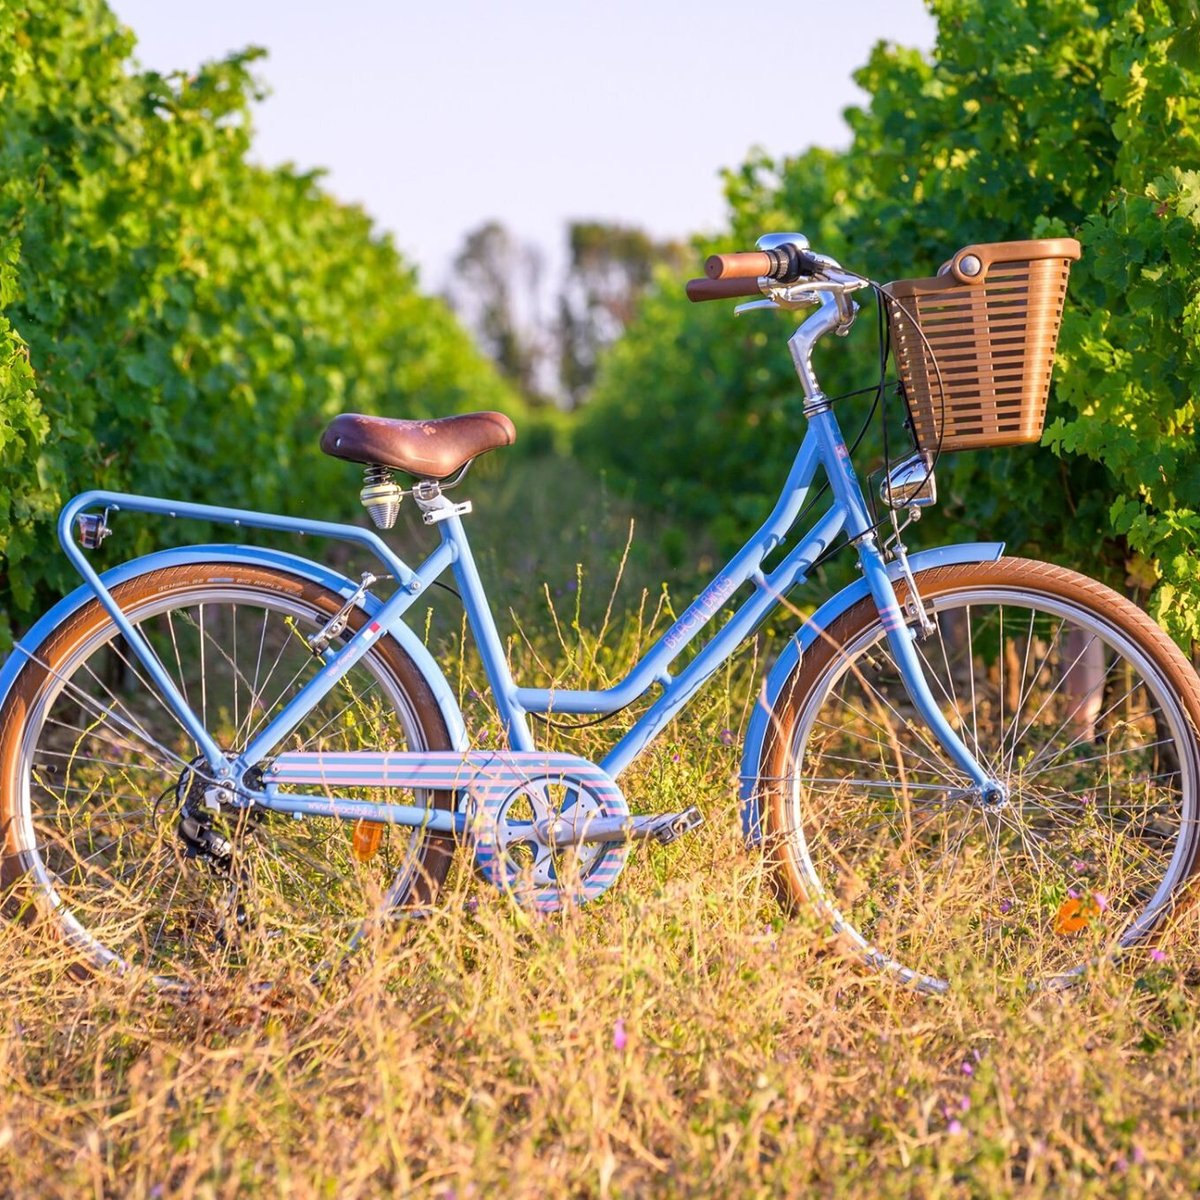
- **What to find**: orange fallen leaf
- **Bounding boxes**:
[1054,895,1100,935]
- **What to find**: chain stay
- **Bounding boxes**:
[265,748,632,911]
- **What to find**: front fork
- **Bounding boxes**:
[856,532,1006,804]
[802,406,1004,804]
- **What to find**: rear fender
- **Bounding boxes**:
[0,544,468,752]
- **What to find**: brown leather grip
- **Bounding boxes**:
[705,252,772,280]
[686,276,762,302]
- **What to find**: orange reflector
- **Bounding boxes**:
[1054,896,1099,935]
[352,819,384,862]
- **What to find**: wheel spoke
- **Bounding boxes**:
[5,569,441,982]
[1021,666,1136,778]
[768,569,1198,991]
[1000,608,1037,776]
[25,651,195,773]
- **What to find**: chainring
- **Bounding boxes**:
[470,771,630,911]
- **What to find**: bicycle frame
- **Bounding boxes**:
[51,290,1002,834]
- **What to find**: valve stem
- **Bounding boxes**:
[360,465,403,529]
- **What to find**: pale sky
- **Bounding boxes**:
[106,2,936,290]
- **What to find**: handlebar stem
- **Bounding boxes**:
[788,290,854,411]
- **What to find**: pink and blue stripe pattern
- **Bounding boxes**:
[267,750,631,911]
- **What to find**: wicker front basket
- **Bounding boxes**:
[882,238,1081,453]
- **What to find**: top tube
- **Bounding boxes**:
[512,426,827,715]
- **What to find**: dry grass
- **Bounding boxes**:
[3,456,1200,1198]
[4,826,1200,1198]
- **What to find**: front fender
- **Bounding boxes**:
[0,544,468,752]
[738,541,1004,843]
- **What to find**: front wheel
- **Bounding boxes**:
[756,558,1200,992]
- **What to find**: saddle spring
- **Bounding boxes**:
[359,465,404,529]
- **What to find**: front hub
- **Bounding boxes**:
[976,780,1009,810]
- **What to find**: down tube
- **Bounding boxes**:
[513,428,827,717]
[600,503,846,779]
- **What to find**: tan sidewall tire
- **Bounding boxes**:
[758,557,1200,913]
[0,562,458,937]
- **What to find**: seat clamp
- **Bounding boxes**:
[413,480,473,525]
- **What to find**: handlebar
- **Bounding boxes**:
[705,246,822,281]
[684,276,764,302]
[704,251,773,280]
[687,241,824,303]
[681,234,869,399]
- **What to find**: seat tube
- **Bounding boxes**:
[440,514,536,752]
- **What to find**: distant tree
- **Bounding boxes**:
[447,221,545,399]
[578,0,1200,647]
[0,0,521,640]
[556,222,685,408]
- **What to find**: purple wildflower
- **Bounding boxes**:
[961,1061,974,1076]
[612,1019,627,1051]
[947,1120,963,1135]
[719,728,735,746]
[1150,948,1167,963]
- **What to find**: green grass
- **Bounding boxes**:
[3,454,1200,1198]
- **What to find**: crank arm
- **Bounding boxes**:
[536,806,703,847]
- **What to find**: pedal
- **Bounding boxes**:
[653,806,704,845]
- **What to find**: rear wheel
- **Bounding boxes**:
[757,558,1200,992]
[0,562,457,984]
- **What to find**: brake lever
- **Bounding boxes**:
[734,288,827,316]
[734,298,779,316]
[734,269,867,319]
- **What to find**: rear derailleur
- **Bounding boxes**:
[172,757,262,877]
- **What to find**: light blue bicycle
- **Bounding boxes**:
[3,234,1198,993]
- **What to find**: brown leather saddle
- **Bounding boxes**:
[320,411,516,479]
